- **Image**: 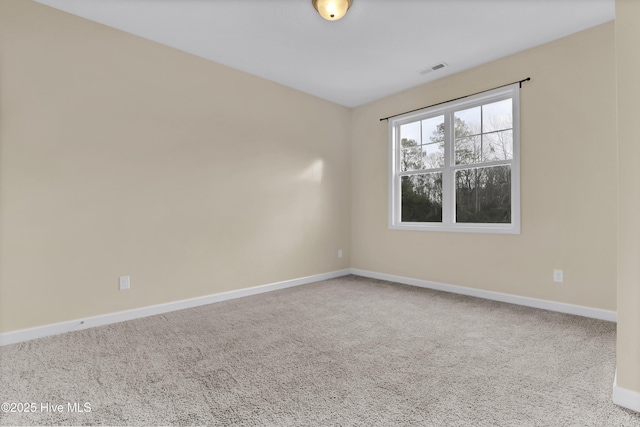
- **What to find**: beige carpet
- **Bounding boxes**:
[1,275,638,426]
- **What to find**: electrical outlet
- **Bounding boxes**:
[338,249,343,258]
[553,269,563,283]
[119,276,131,290]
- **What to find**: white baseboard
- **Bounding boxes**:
[350,268,617,322]
[0,269,351,346]
[613,371,640,413]
[0,267,617,346]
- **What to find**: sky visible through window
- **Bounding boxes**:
[400,99,512,148]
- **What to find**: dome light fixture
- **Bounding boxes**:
[312,0,353,21]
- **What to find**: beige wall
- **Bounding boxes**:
[615,0,640,395]
[0,0,351,333]
[351,22,617,310]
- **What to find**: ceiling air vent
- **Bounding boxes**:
[419,62,448,75]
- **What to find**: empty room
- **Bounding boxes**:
[1,0,639,425]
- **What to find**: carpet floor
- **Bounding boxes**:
[1,275,639,426]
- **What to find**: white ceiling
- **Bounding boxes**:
[34,0,614,108]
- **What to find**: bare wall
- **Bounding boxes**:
[615,0,640,396]
[350,22,617,311]
[0,0,351,332]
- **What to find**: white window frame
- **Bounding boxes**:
[388,84,521,234]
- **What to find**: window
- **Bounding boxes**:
[389,84,520,234]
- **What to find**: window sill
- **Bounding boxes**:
[389,223,521,234]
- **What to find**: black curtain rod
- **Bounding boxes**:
[379,77,531,122]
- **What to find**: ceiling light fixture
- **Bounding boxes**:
[312,0,352,21]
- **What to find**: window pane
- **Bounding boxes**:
[400,138,424,171]
[483,99,512,133]
[422,142,444,168]
[455,135,481,165]
[454,106,480,138]
[455,166,511,223]
[422,115,445,143]
[483,130,513,162]
[401,173,442,222]
[400,121,420,144]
